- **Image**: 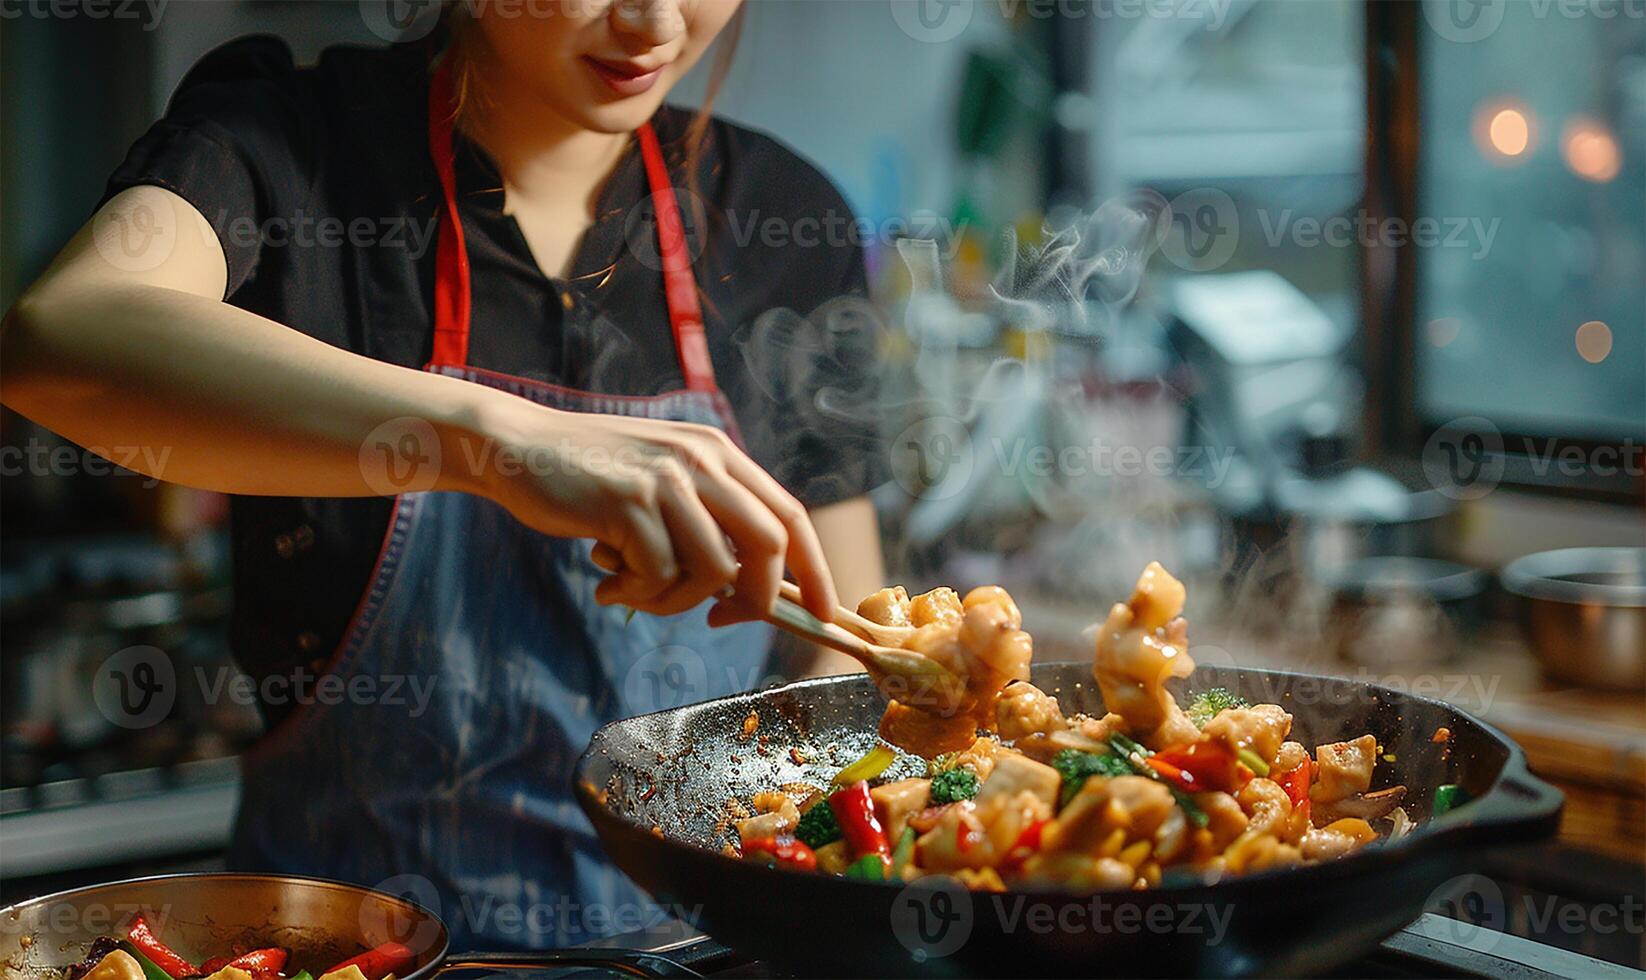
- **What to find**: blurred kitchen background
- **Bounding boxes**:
[2,0,1642,967]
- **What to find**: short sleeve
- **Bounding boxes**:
[103,36,315,297]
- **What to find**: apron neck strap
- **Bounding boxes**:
[425,62,718,393]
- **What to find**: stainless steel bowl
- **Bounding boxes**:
[1501,547,1646,691]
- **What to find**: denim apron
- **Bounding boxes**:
[230,63,773,951]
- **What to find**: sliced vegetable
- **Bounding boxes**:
[1002,818,1048,872]
[322,942,414,980]
[1235,748,1271,778]
[117,944,175,980]
[1275,759,1312,824]
[831,744,896,788]
[828,781,892,873]
[741,835,818,872]
[1109,733,1210,828]
[929,767,980,805]
[1186,687,1249,728]
[1433,783,1469,815]
[1050,748,1130,806]
[843,853,887,880]
[794,799,842,848]
[1151,739,1251,794]
[127,916,197,979]
[889,826,917,876]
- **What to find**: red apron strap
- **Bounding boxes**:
[636,124,718,393]
[426,63,717,391]
[426,62,471,369]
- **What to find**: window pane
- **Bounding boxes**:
[1416,2,1644,440]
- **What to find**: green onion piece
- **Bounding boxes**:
[1433,783,1468,815]
[117,944,174,980]
[1108,733,1209,827]
[889,826,917,876]
[832,743,897,788]
[843,853,887,880]
[1236,747,1271,777]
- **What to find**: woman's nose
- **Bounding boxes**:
[609,0,686,47]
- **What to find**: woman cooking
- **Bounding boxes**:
[2,0,886,949]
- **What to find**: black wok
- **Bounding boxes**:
[0,874,698,979]
[574,662,1563,977]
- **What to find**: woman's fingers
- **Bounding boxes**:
[647,464,738,614]
[593,498,676,607]
[718,448,838,620]
[689,469,791,623]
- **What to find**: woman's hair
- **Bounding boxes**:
[438,4,744,200]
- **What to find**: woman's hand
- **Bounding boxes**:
[476,398,838,623]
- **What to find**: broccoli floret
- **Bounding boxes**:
[794,800,841,848]
[1186,687,1249,728]
[929,767,980,805]
[1050,749,1131,806]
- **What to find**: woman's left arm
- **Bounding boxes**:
[799,495,886,676]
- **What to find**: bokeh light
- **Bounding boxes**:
[1561,118,1621,183]
[1474,101,1535,164]
[1575,320,1612,364]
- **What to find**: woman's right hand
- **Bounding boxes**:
[475,398,838,624]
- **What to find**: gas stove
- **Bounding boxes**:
[551,912,1641,979]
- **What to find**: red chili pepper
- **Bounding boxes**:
[128,916,198,979]
[1153,739,1251,794]
[1276,760,1312,824]
[323,942,414,980]
[954,819,973,853]
[740,835,818,872]
[1001,819,1048,872]
[828,781,891,872]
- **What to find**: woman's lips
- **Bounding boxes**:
[585,57,665,97]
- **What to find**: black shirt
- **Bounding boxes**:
[105,37,885,707]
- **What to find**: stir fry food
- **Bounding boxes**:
[59,918,411,980]
[734,563,1429,890]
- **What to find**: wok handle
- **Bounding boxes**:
[1455,750,1564,840]
[436,949,700,978]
